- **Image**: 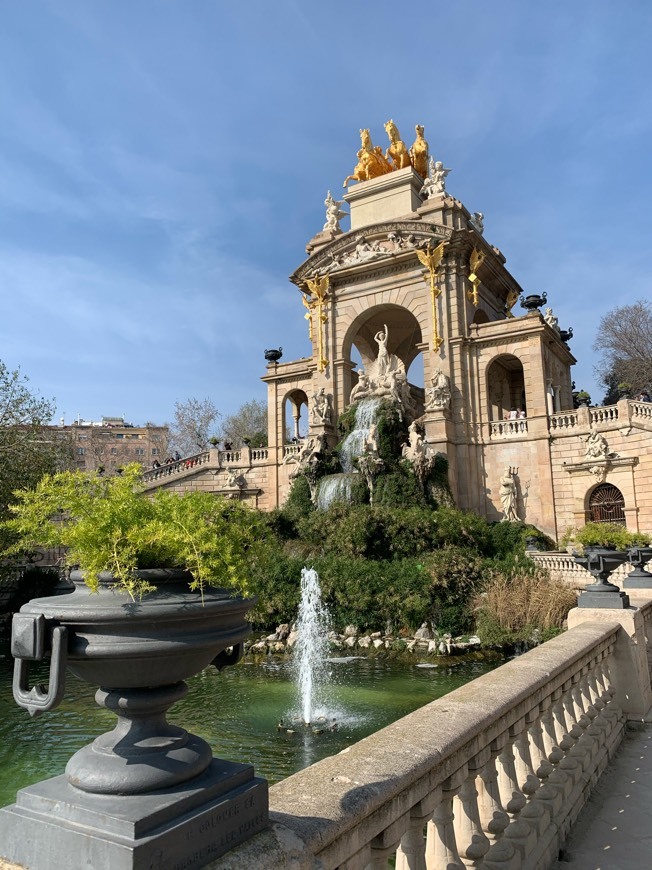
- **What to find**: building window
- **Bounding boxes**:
[135,448,145,456]
[589,484,626,525]
[152,448,159,455]
[77,447,85,455]
[110,448,117,455]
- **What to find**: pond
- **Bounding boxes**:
[0,647,504,808]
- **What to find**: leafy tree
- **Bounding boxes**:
[220,399,267,448]
[593,300,652,398]
[168,397,221,457]
[0,360,73,551]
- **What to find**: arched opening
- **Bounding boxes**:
[589,483,626,525]
[472,309,490,326]
[283,389,308,444]
[343,304,423,405]
[486,354,527,421]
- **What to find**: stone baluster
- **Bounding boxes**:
[477,736,510,843]
[595,655,621,734]
[366,844,396,870]
[584,662,609,740]
[425,779,465,870]
[496,733,526,818]
[396,795,439,870]
[453,759,490,868]
[540,693,574,804]
[527,703,563,818]
[496,732,536,859]
[512,719,549,836]
[552,685,583,791]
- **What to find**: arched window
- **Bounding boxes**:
[589,484,625,525]
[486,354,526,421]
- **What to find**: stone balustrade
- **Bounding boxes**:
[528,551,652,591]
[548,411,579,431]
[210,616,650,870]
[283,444,302,458]
[141,445,270,485]
[589,405,619,425]
[489,419,528,438]
[630,400,652,422]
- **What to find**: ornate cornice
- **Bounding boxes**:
[290,220,453,286]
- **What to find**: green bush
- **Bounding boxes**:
[373,468,428,509]
[562,521,650,551]
[487,522,555,558]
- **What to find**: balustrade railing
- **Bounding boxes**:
[283,444,302,458]
[548,411,578,431]
[631,400,652,422]
[213,622,630,869]
[589,405,618,425]
[250,448,269,462]
[489,419,528,438]
[142,450,211,482]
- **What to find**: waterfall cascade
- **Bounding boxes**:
[315,398,382,509]
[339,398,382,473]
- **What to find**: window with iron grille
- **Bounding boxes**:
[589,484,626,525]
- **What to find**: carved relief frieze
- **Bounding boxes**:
[292,221,453,284]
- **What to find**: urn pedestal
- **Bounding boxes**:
[0,571,268,869]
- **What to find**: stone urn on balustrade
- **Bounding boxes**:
[0,466,269,870]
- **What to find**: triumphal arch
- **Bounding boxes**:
[143,122,652,541]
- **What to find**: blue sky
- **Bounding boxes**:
[1,1,650,425]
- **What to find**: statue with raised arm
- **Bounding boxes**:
[323,191,348,233]
[374,324,390,377]
[499,467,519,522]
[420,157,451,199]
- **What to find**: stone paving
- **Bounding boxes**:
[556,725,652,869]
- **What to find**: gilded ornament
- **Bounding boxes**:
[467,248,486,307]
[415,241,447,353]
[505,289,519,317]
[343,129,393,188]
[384,120,411,171]
[305,274,331,373]
[409,124,429,178]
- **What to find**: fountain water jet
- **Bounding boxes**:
[293,568,331,725]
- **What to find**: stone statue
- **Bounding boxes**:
[349,370,370,404]
[425,369,451,411]
[365,422,379,459]
[420,157,451,199]
[499,467,519,522]
[384,119,411,171]
[374,324,390,377]
[227,469,246,489]
[584,430,609,461]
[544,306,560,333]
[343,128,392,187]
[311,387,333,425]
[409,124,429,178]
[402,421,427,462]
[323,191,348,233]
[469,212,484,234]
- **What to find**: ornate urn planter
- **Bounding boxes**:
[1,570,269,869]
[574,547,630,608]
[624,546,652,588]
[519,291,547,312]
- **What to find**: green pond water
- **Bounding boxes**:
[0,648,504,808]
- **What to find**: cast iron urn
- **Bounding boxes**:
[519,292,548,312]
[2,570,269,869]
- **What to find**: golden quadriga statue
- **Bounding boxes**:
[343,122,429,187]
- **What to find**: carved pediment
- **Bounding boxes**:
[291,221,453,286]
